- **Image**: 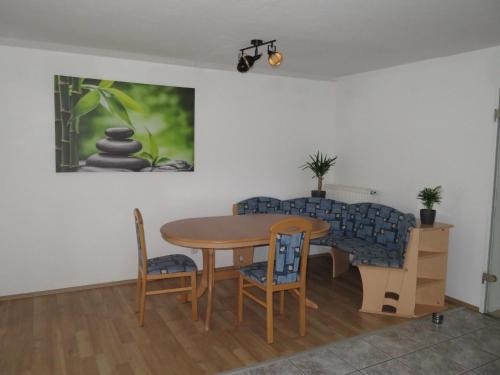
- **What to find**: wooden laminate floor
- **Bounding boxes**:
[0,255,457,375]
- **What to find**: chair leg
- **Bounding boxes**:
[135,270,141,313]
[237,275,244,322]
[266,289,274,344]
[138,277,147,327]
[191,273,198,321]
[279,290,285,315]
[179,276,188,303]
[298,287,306,337]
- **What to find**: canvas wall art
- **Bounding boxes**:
[54,75,194,172]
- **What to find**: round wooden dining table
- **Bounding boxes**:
[160,214,330,331]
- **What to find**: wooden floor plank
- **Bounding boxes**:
[0,255,458,375]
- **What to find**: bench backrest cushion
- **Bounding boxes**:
[281,197,346,237]
[234,197,415,261]
[343,203,415,260]
[236,197,282,214]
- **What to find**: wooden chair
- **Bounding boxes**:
[237,217,312,344]
[134,208,198,326]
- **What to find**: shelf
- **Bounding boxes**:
[418,248,446,254]
[414,303,446,317]
[418,250,445,258]
[415,222,454,231]
[417,277,444,288]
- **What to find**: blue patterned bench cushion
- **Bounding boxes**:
[147,254,197,275]
[281,197,346,238]
[234,197,416,269]
[341,203,415,268]
[236,197,282,214]
[352,246,404,268]
[240,232,305,285]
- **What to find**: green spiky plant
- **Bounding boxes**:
[54,76,169,171]
[417,186,442,210]
[301,151,338,192]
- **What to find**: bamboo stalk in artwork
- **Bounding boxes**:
[69,76,82,170]
[54,75,81,172]
[54,76,63,170]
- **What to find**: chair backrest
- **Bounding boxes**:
[267,218,312,286]
[133,208,148,272]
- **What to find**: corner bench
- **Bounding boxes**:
[234,196,453,317]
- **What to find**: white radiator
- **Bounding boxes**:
[324,184,379,203]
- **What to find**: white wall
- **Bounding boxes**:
[4,43,499,310]
[333,46,500,308]
[0,45,335,297]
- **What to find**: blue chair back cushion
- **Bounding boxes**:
[238,232,305,285]
[274,232,305,284]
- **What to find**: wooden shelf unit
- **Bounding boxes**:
[358,221,453,318]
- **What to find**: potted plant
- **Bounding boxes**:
[417,185,442,225]
[302,151,337,198]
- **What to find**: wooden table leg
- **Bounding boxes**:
[204,248,215,331]
[198,249,209,298]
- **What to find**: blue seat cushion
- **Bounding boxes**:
[335,238,374,253]
[352,246,403,268]
[147,254,197,275]
[311,235,403,268]
[239,260,304,285]
[311,236,366,253]
[239,262,275,284]
[240,261,304,285]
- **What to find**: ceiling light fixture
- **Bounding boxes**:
[267,42,283,67]
[237,39,282,73]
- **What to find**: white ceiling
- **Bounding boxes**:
[1,0,500,80]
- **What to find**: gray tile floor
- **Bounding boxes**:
[220,308,500,375]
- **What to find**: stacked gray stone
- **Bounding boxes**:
[85,127,150,171]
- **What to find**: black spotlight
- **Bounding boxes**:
[237,54,254,73]
[237,52,262,73]
[267,43,283,67]
[237,39,277,73]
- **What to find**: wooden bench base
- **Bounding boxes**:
[357,223,452,318]
[329,247,351,278]
[358,264,417,317]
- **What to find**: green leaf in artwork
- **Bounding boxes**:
[156,156,170,165]
[101,87,143,112]
[71,90,100,118]
[98,90,111,113]
[101,93,134,129]
[145,128,159,160]
[81,84,99,90]
[99,80,114,88]
[137,151,153,161]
